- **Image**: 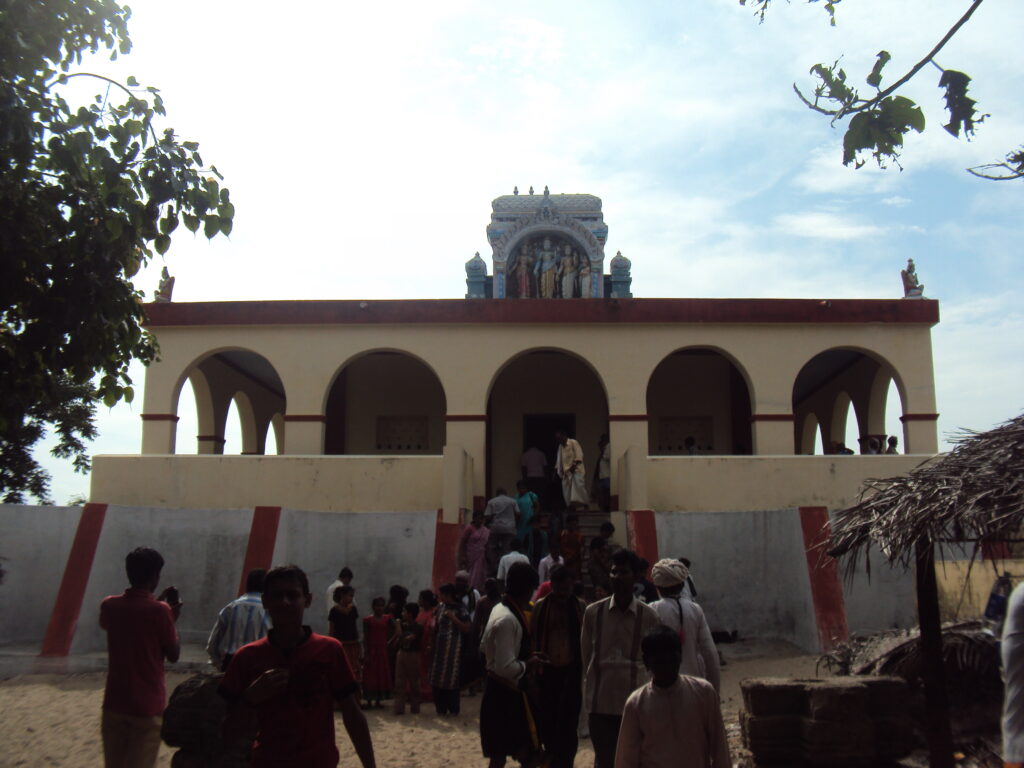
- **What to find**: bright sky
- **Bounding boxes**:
[36,0,1024,503]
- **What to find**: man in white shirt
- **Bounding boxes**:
[485,487,520,577]
[648,559,720,693]
[496,540,530,590]
[614,626,730,768]
[537,539,565,585]
[480,562,544,768]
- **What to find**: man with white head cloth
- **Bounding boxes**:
[648,559,720,693]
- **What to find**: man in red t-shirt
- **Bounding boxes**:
[220,564,376,768]
[99,546,182,767]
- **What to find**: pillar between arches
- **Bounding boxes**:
[901,413,939,454]
[282,416,324,454]
[140,414,178,454]
[609,417,648,506]
[445,417,486,502]
[751,414,795,454]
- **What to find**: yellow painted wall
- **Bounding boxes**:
[646,352,739,455]
[90,454,443,512]
[329,352,446,454]
[935,557,1024,621]
[647,454,927,512]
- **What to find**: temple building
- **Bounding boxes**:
[92,189,939,522]
[72,190,940,653]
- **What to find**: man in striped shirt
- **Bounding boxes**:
[207,569,271,671]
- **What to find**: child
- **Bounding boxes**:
[219,564,376,768]
[613,626,730,768]
[560,514,584,577]
[329,586,362,686]
[362,597,393,708]
[392,604,424,714]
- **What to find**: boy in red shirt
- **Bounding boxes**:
[220,564,376,768]
[99,546,182,768]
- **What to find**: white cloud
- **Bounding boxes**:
[882,196,911,207]
[774,212,885,241]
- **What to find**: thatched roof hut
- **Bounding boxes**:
[828,413,1024,768]
[830,413,1024,573]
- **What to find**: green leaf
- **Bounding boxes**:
[884,95,926,133]
[126,75,139,87]
[203,215,219,238]
[866,50,890,88]
[123,386,134,404]
[217,202,235,220]
[219,218,233,236]
[183,213,200,233]
[154,234,171,255]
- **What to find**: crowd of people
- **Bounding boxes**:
[98,534,730,768]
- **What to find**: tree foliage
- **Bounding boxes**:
[0,0,234,502]
[740,0,1023,180]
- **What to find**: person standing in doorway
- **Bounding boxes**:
[555,430,588,516]
[520,445,548,500]
[99,547,181,768]
[581,548,660,768]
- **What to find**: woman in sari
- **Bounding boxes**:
[429,583,471,715]
[458,510,490,592]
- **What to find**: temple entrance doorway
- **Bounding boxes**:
[486,350,608,508]
[523,413,575,512]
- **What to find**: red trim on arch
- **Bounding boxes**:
[750,413,795,422]
[900,413,939,422]
[41,504,108,657]
[141,413,179,422]
[196,435,225,442]
[446,415,487,422]
[798,507,848,652]
[238,507,281,596]
[283,414,326,423]
[144,298,940,328]
[609,414,648,422]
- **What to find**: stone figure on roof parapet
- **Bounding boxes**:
[154,266,175,302]
[901,258,925,298]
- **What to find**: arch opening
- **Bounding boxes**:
[487,350,609,511]
[324,351,446,455]
[172,349,286,456]
[646,349,753,456]
[792,347,905,455]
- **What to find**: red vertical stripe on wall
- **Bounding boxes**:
[432,520,463,590]
[798,506,849,652]
[40,503,108,657]
[627,509,659,573]
[238,506,282,596]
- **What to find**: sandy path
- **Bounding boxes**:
[0,643,819,768]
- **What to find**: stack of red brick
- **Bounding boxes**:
[740,676,914,766]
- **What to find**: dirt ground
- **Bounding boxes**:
[0,641,820,768]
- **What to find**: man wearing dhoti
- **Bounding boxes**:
[555,430,589,511]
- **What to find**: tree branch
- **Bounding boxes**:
[859,0,985,111]
[52,72,159,143]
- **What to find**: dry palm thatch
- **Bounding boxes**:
[829,413,1024,577]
